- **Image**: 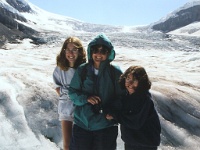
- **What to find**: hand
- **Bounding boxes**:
[55,87,60,96]
[87,96,101,105]
[106,114,114,120]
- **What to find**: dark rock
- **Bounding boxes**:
[0,0,39,48]
[6,0,32,13]
[151,5,200,33]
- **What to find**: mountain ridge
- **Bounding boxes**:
[151,1,200,33]
[0,0,200,48]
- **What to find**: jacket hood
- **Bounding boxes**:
[87,33,115,62]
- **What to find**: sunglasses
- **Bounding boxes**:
[91,48,109,55]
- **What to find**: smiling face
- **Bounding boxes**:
[91,46,109,69]
[65,42,79,67]
[125,73,139,95]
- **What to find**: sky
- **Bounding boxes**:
[28,0,190,26]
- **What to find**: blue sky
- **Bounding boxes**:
[28,0,190,26]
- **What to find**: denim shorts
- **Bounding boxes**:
[58,100,75,121]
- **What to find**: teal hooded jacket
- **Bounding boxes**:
[69,33,124,131]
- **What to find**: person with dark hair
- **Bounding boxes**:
[68,33,124,150]
[53,37,86,150]
[106,66,161,150]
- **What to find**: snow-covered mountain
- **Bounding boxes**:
[0,0,38,46]
[1,0,200,48]
[151,0,200,35]
[0,0,125,47]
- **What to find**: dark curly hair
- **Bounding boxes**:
[56,37,86,70]
[119,66,151,93]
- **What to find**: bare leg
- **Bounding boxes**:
[61,120,73,150]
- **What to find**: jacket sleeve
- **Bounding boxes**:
[104,65,125,114]
[114,67,124,97]
[117,94,154,130]
[68,67,89,106]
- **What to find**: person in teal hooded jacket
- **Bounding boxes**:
[68,33,124,150]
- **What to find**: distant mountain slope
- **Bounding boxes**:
[0,0,39,47]
[151,1,200,33]
[168,22,200,36]
[19,1,123,34]
[0,0,124,48]
[6,0,32,12]
[1,0,200,48]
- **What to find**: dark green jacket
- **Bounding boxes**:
[69,33,124,131]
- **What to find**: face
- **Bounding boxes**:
[125,73,139,94]
[91,46,109,69]
[65,42,79,67]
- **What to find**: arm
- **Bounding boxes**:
[68,67,89,106]
[55,87,60,96]
[53,67,62,95]
[53,67,76,99]
[105,66,125,114]
[106,94,124,121]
